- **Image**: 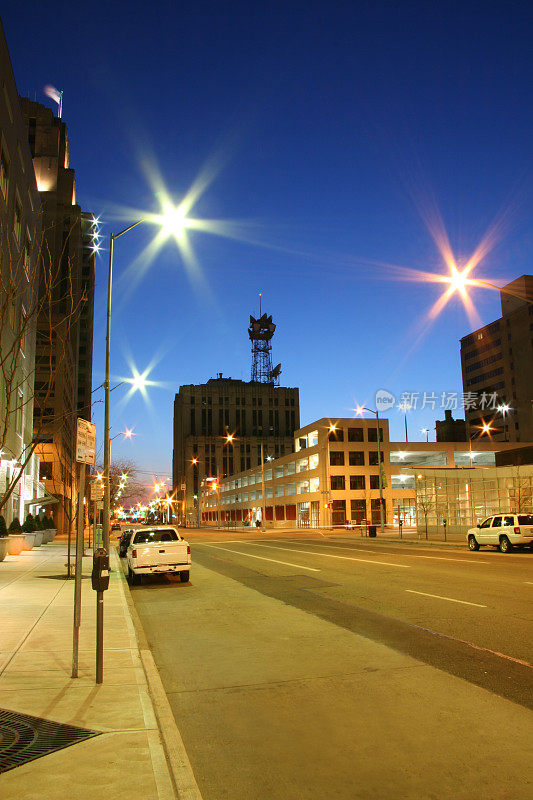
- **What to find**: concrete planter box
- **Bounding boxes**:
[49,529,56,542]
[41,529,52,543]
[21,532,36,550]
[8,535,26,555]
[32,531,43,547]
[0,538,8,561]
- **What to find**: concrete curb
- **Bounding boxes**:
[113,549,203,800]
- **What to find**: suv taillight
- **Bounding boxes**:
[514,527,520,534]
[132,549,137,558]
[187,545,190,554]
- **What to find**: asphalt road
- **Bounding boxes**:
[130,530,533,800]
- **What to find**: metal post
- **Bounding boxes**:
[72,462,85,678]
[96,589,104,684]
[376,409,385,535]
[103,234,114,554]
[260,441,266,531]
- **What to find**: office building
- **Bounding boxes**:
[201,417,530,530]
[460,276,533,442]
[0,21,44,525]
[20,98,96,533]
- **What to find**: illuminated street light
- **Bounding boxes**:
[421,427,430,442]
[103,206,190,553]
[355,405,385,534]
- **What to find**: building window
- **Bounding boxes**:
[349,451,364,466]
[369,451,383,466]
[331,499,346,525]
[367,427,383,442]
[329,450,345,466]
[0,145,8,201]
[350,499,366,522]
[370,475,381,489]
[330,475,345,490]
[348,427,364,442]
[13,195,22,244]
[350,475,365,490]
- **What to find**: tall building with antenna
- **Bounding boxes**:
[172,303,299,524]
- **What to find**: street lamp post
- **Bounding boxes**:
[355,406,385,534]
[497,404,511,442]
[192,458,200,527]
[103,207,187,550]
[469,422,494,466]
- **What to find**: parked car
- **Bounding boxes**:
[111,522,121,532]
[126,526,191,584]
[467,514,533,552]
[118,528,136,558]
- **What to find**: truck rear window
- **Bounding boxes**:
[517,515,533,525]
[133,530,179,543]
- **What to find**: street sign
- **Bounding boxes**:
[90,483,104,501]
[76,418,96,464]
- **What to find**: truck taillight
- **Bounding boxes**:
[132,549,137,558]
[187,545,190,554]
[514,527,520,534]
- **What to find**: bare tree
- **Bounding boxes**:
[0,217,86,516]
[508,467,533,513]
[94,459,144,513]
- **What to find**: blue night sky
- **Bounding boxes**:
[3,2,532,485]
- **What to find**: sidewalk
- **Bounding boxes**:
[0,540,200,799]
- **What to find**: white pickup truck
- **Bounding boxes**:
[126,526,191,584]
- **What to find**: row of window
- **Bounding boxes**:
[327,426,383,443]
[331,475,382,490]
[330,450,384,466]
[189,395,296,406]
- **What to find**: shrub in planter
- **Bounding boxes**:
[44,514,55,529]
[0,515,7,537]
[22,513,36,533]
[33,515,42,530]
[9,518,23,532]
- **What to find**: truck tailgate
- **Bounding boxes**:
[134,542,189,567]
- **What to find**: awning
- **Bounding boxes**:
[24,491,58,508]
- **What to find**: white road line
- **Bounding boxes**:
[524,581,533,585]
[405,589,487,607]
[247,542,410,569]
[263,539,491,564]
[198,544,320,571]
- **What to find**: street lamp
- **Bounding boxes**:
[192,458,200,527]
[421,427,430,443]
[469,421,494,466]
[398,401,411,442]
[324,423,337,528]
[103,208,188,552]
[355,405,385,534]
[497,404,511,442]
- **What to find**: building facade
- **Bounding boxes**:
[0,21,45,526]
[20,98,95,533]
[200,417,530,530]
[173,374,300,524]
[460,275,533,442]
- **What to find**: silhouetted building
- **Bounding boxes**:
[436,410,466,442]
[20,98,96,533]
[0,20,43,526]
[460,275,533,443]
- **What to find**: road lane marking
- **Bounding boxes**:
[197,544,320,571]
[405,589,487,607]
[264,540,490,564]
[525,581,533,585]
[247,542,410,568]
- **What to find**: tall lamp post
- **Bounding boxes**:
[497,404,511,442]
[355,406,385,534]
[103,208,187,551]
[192,458,200,527]
[469,422,494,466]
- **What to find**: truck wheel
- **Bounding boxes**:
[499,536,513,553]
[180,571,190,583]
[128,566,139,585]
[468,535,479,551]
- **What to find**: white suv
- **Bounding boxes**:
[467,514,533,552]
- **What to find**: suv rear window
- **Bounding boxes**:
[517,515,533,525]
[133,529,179,543]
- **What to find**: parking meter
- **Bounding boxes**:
[443,518,447,541]
[399,519,403,539]
[92,548,110,591]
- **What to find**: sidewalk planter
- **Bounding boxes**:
[41,529,53,543]
[21,532,36,550]
[8,535,26,555]
[32,531,43,547]
[0,538,7,561]
[49,528,56,542]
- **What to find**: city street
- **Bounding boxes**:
[130,530,533,800]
